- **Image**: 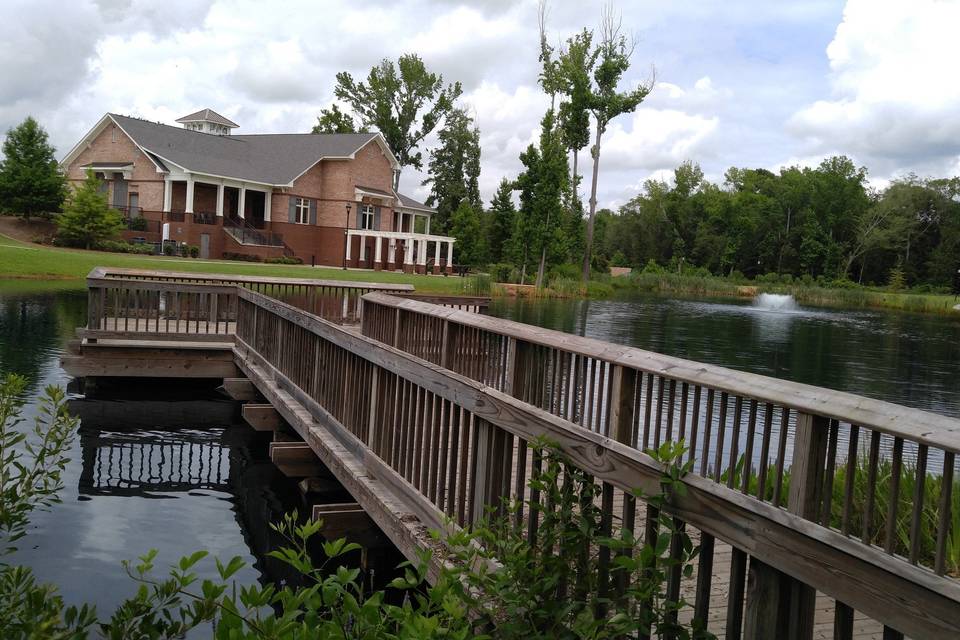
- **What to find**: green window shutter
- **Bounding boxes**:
[288,197,296,223]
[374,206,381,230]
[309,199,317,225]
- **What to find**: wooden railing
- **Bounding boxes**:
[75,270,960,636]
[358,291,960,638]
[84,267,414,336]
[396,293,490,314]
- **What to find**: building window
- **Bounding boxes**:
[360,204,375,230]
[295,197,310,224]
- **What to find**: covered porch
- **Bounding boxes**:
[163,174,273,229]
[345,229,455,274]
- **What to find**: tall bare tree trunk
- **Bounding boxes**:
[536,208,553,288]
[582,122,602,283]
[572,149,579,203]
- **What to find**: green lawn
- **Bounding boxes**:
[0,235,473,294]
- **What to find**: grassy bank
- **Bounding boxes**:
[0,235,474,295]
[3,234,958,314]
[623,272,960,315]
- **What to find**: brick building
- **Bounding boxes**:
[60,109,455,273]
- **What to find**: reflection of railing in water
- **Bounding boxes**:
[79,429,230,497]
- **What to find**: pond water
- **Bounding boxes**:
[1,284,958,615]
[0,287,308,616]
[488,292,960,419]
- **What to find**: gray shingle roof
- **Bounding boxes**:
[175,108,239,128]
[111,114,378,185]
[396,192,435,212]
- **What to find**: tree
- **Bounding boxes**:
[333,54,462,188]
[557,29,596,204]
[449,200,487,267]
[56,170,123,250]
[487,178,517,263]
[581,7,653,282]
[311,104,363,134]
[422,108,481,233]
[0,117,67,221]
[514,110,570,288]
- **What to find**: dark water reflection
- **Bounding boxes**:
[489,293,960,419]
[0,287,306,614]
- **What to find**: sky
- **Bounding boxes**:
[3,0,960,208]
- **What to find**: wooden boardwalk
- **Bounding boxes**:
[62,268,959,640]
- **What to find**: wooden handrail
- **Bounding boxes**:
[87,266,415,292]
[235,287,960,639]
[362,290,960,637]
[82,267,413,337]
[361,292,960,453]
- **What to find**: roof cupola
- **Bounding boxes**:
[175,108,238,135]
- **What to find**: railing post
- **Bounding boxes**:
[367,367,380,448]
[469,418,510,526]
[502,337,517,394]
[784,411,830,640]
[87,285,102,331]
[608,364,637,603]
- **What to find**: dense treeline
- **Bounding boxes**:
[591,158,960,288]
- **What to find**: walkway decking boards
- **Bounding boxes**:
[64,268,960,640]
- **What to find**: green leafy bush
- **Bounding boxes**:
[222,252,262,262]
[264,256,303,265]
[55,170,124,250]
[488,262,515,283]
[94,239,154,255]
[126,216,148,231]
[641,259,667,275]
[827,278,859,289]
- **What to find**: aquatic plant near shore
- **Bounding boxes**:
[723,454,960,574]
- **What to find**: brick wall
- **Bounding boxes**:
[65,120,411,265]
[65,119,165,211]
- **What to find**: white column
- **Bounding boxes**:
[418,239,427,267]
[264,190,272,222]
[404,237,414,266]
[163,178,173,213]
[447,241,454,266]
[434,240,441,266]
[388,239,396,264]
[238,184,246,219]
[345,231,352,261]
[425,216,431,235]
[215,183,224,217]
[185,176,195,214]
[359,233,367,261]
[374,234,383,264]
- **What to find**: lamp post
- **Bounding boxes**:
[343,202,352,270]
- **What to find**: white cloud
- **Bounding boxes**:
[6,0,956,210]
[789,0,960,176]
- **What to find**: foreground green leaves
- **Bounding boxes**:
[0,378,710,639]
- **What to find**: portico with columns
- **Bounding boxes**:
[343,187,456,274]
[162,171,273,227]
[346,229,455,274]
